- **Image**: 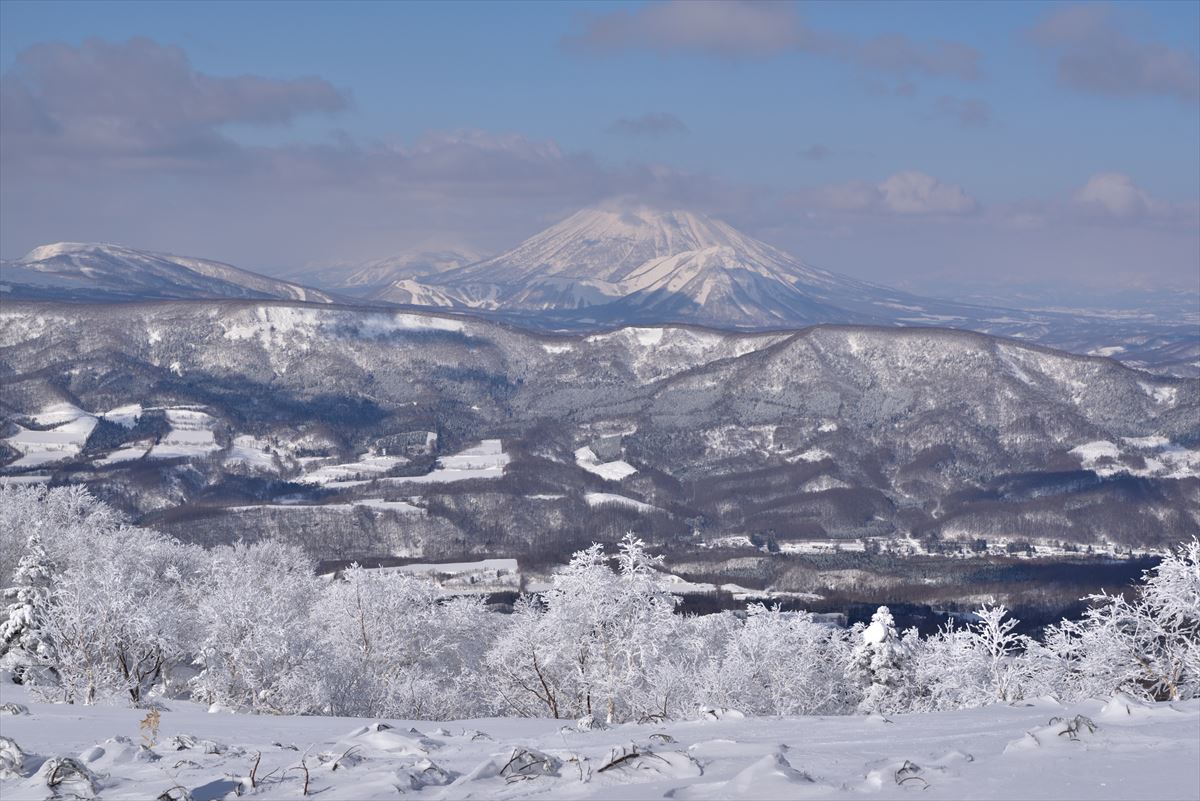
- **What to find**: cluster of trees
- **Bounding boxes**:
[1,486,1197,723]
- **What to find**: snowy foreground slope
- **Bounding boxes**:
[1,685,1196,801]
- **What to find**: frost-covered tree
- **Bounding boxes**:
[701,605,855,716]
[908,605,1032,711]
[847,606,914,713]
[34,527,200,705]
[970,603,1032,703]
[0,533,54,680]
[487,534,680,723]
[596,533,679,722]
[909,624,987,711]
[190,541,320,714]
[0,486,122,592]
[313,565,494,719]
[486,595,566,718]
[1032,539,1200,702]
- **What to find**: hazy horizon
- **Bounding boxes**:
[2,0,1198,299]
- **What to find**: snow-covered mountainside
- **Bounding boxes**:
[364,203,1199,375]
[0,243,337,303]
[1,682,1196,801]
[290,249,486,296]
[1,300,1196,556]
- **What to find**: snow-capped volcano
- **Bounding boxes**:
[2,242,336,303]
[380,202,916,326]
[354,204,1196,374]
[452,204,795,284]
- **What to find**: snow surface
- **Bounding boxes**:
[148,409,220,460]
[296,454,409,487]
[0,682,1196,801]
[95,442,153,466]
[222,435,279,471]
[574,446,638,481]
[1070,438,1200,480]
[584,491,660,513]
[382,440,510,485]
[3,404,98,468]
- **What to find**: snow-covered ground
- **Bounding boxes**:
[575,446,638,481]
[585,491,661,513]
[0,684,1195,801]
[3,403,99,468]
[1070,437,1200,480]
[296,454,409,487]
[381,440,510,485]
[148,409,221,460]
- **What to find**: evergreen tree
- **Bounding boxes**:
[0,533,54,680]
[847,606,911,713]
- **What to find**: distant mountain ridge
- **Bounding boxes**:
[1,242,337,303]
[363,203,1199,376]
[3,205,1196,376]
[287,249,486,296]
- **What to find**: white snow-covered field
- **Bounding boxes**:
[585,491,661,513]
[296,454,409,487]
[1069,437,1200,480]
[3,403,99,468]
[148,410,221,460]
[0,685,1196,801]
[575,446,638,481]
[381,440,510,485]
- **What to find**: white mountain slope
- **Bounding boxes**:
[377,203,961,327]
[1,242,337,303]
[289,249,486,295]
[343,249,483,287]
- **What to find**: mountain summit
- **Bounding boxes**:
[377,203,898,326]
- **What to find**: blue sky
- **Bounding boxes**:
[1,1,1197,295]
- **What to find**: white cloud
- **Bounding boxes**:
[878,171,978,214]
[1072,172,1160,218]
[796,171,978,217]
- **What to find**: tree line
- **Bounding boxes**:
[1,485,1196,723]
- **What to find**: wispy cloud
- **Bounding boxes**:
[564,0,981,80]
[799,144,831,161]
[608,112,689,137]
[1028,4,1199,104]
[0,37,348,168]
[931,96,993,128]
[565,1,815,57]
[793,171,978,216]
[0,38,747,264]
[993,172,1198,231]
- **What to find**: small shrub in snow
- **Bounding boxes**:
[395,758,454,790]
[0,735,27,779]
[42,756,99,798]
[500,746,560,782]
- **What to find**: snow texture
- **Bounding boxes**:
[0,681,1196,800]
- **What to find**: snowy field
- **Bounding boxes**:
[0,685,1196,801]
